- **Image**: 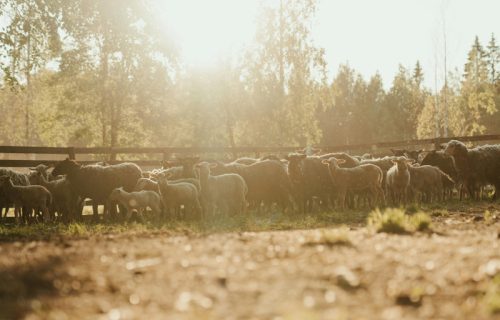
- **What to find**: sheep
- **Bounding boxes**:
[407,165,454,203]
[134,178,160,193]
[285,153,332,213]
[386,157,412,205]
[0,175,52,223]
[30,172,80,222]
[51,158,142,220]
[177,157,200,178]
[0,168,33,220]
[196,162,247,216]
[157,175,202,219]
[210,160,292,212]
[233,157,259,165]
[322,157,384,210]
[108,188,162,221]
[134,177,201,194]
[317,152,360,168]
[160,161,184,180]
[420,150,458,200]
[444,140,500,200]
[390,149,423,161]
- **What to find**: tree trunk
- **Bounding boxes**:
[25,22,31,145]
[99,38,109,147]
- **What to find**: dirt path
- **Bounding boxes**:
[1,205,499,320]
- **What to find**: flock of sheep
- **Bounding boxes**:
[0,139,499,223]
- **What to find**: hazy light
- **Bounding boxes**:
[154,0,499,87]
[156,0,258,66]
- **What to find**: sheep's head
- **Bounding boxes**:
[390,148,407,157]
[391,157,413,171]
[321,157,345,170]
[285,153,307,180]
[178,156,200,178]
[204,161,228,175]
[52,158,81,176]
[444,140,468,158]
[404,150,423,161]
[161,160,177,169]
[109,188,121,199]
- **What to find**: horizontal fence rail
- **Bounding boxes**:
[0,134,499,168]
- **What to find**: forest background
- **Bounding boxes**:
[0,0,498,150]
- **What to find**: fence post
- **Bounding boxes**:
[67,147,75,160]
[162,151,170,167]
[110,148,117,162]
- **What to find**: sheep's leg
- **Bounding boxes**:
[124,206,133,221]
[92,202,99,219]
[339,191,346,211]
[194,199,202,219]
[41,206,50,223]
[151,202,161,220]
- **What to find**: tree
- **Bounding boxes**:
[56,0,177,149]
[241,0,328,146]
[486,33,499,84]
[0,0,62,144]
[459,36,497,135]
[381,64,426,141]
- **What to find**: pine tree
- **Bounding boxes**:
[459,36,497,134]
[486,33,499,84]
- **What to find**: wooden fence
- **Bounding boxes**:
[0,134,499,168]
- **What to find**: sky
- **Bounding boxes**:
[158,0,500,89]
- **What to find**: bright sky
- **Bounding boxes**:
[158,0,499,89]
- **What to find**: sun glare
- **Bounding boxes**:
[157,0,258,66]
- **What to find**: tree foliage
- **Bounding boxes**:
[0,1,498,150]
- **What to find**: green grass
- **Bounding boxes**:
[304,227,353,247]
[3,199,496,241]
[484,275,500,315]
[0,209,371,241]
[368,208,432,234]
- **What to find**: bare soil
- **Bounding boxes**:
[1,204,499,320]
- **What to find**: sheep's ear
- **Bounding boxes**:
[28,167,37,171]
[337,159,346,164]
[391,160,397,165]
[209,163,218,168]
[321,159,329,165]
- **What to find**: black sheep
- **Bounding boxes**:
[420,150,458,199]
[286,153,332,213]
[444,140,500,200]
[211,160,293,212]
[51,158,142,218]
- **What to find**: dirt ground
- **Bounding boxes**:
[1,204,499,320]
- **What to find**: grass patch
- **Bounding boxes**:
[0,209,371,242]
[304,227,353,247]
[484,275,500,315]
[411,212,432,232]
[368,208,432,234]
